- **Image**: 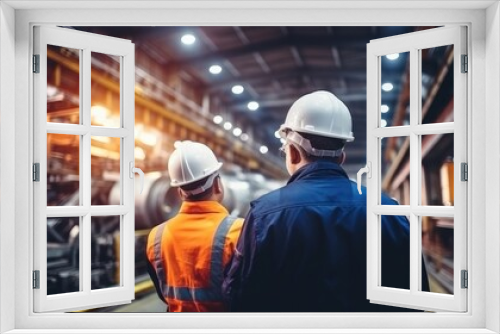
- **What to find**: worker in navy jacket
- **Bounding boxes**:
[222,90,429,312]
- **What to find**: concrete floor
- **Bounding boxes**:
[109,292,167,312]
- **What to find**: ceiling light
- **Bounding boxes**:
[280,138,286,144]
[247,101,259,111]
[209,65,222,75]
[386,53,400,60]
[213,115,223,124]
[223,122,233,130]
[232,85,244,95]
[181,34,196,45]
[381,105,390,113]
[259,145,269,154]
[382,83,394,92]
[274,131,281,139]
[240,133,249,142]
[381,119,388,127]
[233,127,242,137]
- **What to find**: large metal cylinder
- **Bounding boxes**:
[221,171,284,217]
[109,172,181,229]
[220,173,252,217]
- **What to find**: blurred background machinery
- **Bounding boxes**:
[44,26,454,311]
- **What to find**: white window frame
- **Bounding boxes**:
[1,2,498,333]
[33,26,136,312]
[366,26,467,312]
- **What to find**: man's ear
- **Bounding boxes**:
[339,151,346,165]
[289,144,302,164]
[213,176,223,195]
[178,188,187,200]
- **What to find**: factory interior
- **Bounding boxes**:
[43,26,455,312]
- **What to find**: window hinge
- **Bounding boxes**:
[461,270,468,289]
[461,162,468,181]
[33,270,40,289]
[33,163,40,182]
[33,54,40,73]
[461,54,468,73]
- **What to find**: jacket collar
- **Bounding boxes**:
[179,200,229,215]
[287,160,349,185]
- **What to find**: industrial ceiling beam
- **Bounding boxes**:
[168,33,381,67]
[208,67,401,92]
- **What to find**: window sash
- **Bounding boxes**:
[33,25,136,312]
[366,26,468,312]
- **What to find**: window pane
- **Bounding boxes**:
[421,216,454,294]
[380,215,410,290]
[47,134,80,206]
[91,136,121,205]
[380,52,410,127]
[380,136,410,205]
[47,217,80,295]
[91,215,121,290]
[91,52,121,127]
[421,133,454,206]
[47,45,80,124]
[420,45,454,124]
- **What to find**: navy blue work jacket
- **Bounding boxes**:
[222,161,429,312]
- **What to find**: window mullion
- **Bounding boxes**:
[373,205,411,215]
[89,205,129,216]
[81,214,91,293]
[409,47,419,294]
[413,123,454,135]
[90,127,129,137]
[82,131,91,294]
[81,47,92,294]
[77,48,84,292]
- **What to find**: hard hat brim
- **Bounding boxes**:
[278,124,354,142]
[170,162,223,187]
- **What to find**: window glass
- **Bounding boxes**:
[47,217,81,295]
[421,134,454,206]
[420,45,454,124]
[91,215,121,290]
[380,136,410,205]
[380,51,410,127]
[91,136,121,205]
[380,215,410,290]
[421,215,454,294]
[91,52,121,127]
[47,134,80,206]
[47,45,80,124]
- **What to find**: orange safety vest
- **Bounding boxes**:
[146,201,243,312]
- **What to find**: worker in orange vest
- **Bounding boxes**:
[146,141,243,312]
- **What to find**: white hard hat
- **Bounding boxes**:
[168,141,223,188]
[279,90,354,142]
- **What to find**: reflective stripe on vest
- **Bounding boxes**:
[153,215,238,302]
